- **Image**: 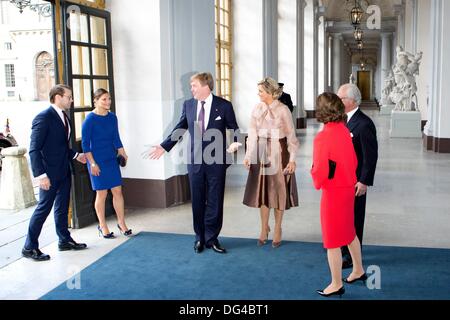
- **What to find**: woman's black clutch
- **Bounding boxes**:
[328,160,336,179]
[117,155,127,167]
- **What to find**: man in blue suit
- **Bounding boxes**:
[150,72,240,254]
[22,84,87,261]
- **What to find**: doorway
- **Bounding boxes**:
[357,71,371,101]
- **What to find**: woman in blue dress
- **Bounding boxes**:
[82,88,132,238]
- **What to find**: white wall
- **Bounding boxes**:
[233,0,263,131]
[108,0,164,180]
[415,0,431,120]
[109,0,215,180]
[278,0,297,104]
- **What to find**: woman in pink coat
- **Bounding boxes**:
[311,93,367,298]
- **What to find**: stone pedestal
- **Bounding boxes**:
[380,104,395,115]
[0,147,37,210]
[295,104,307,129]
[390,111,422,138]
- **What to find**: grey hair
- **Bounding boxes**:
[342,84,362,106]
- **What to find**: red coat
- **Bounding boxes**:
[311,122,358,248]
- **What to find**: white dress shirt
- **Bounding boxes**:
[196,93,213,130]
[347,107,359,123]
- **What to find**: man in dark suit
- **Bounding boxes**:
[22,85,87,262]
[337,84,378,269]
[278,83,294,113]
[150,72,240,254]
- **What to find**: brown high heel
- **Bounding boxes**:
[272,227,282,248]
[257,226,271,246]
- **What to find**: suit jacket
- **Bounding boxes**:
[347,109,378,186]
[29,107,77,181]
[279,92,294,113]
[161,95,239,173]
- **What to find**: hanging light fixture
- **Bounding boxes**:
[9,0,51,17]
[350,0,364,26]
[359,48,365,70]
[357,40,364,50]
[354,27,363,41]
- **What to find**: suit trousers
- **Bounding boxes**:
[24,173,72,250]
[342,193,367,257]
[188,165,226,247]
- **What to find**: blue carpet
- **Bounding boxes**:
[41,232,450,300]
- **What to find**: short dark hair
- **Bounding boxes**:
[93,88,109,102]
[191,72,214,91]
[316,92,347,124]
[49,84,72,103]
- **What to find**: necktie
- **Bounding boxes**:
[198,101,206,134]
[63,111,69,141]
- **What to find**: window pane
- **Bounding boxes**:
[93,79,109,92]
[69,12,89,43]
[92,48,108,76]
[71,46,91,75]
[90,16,107,45]
[73,79,92,109]
[74,111,91,141]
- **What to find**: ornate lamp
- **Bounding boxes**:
[354,27,363,41]
[350,0,364,26]
[357,40,364,50]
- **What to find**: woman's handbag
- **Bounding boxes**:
[117,154,127,167]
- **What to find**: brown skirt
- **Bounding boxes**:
[243,137,299,210]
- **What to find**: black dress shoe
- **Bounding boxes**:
[342,257,353,269]
[22,248,50,261]
[194,241,204,254]
[343,273,368,284]
[316,286,345,298]
[58,240,88,251]
[207,242,227,254]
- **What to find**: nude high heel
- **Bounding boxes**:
[257,226,271,246]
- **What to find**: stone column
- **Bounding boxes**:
[380,32,392,107]
[424,0,450,153]
[263,0,278,79]
[0,147,37,210]
[394,2,406,49]
[410,0,418,53]
[313,0,319,102]
[296,0,307,127]
[331,33,342,93]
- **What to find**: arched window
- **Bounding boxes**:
[35,51,55,101]
[215,0,233,101]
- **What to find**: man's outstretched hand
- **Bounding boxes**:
[145,145,166,160]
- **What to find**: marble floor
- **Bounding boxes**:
[1,110,449,300]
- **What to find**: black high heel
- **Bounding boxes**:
[316,286,345,298]
[97,225,115,239]
[117,224,133,237]
[343,273,368,284]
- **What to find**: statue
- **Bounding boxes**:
[389,47,423,112]
[381,69,395,105]
[349,73,355,84]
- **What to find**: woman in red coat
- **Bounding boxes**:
[311,93,367,298]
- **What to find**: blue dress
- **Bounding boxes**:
[82,112,123,191]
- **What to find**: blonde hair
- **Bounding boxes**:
[191,72,214,91]
[258,77,282,100]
